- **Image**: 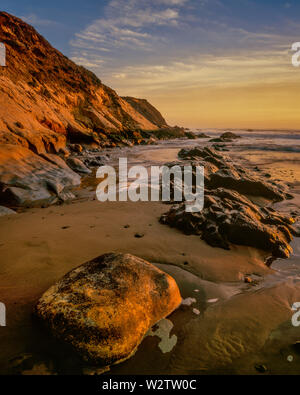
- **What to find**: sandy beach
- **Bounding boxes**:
[0,132,299,375]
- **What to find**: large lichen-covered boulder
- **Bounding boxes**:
[35,253,182,366]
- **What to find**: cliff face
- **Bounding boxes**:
[0,12,176,208]
[0,12,165,154]
[122,97,167,128]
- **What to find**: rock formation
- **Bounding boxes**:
[209,131,241,143]
[0,144,80,207]
[0,12,165,150]
[35,253,182,366]
[0,12,180,207]
[160,147,298,260]
[122,97,168,128]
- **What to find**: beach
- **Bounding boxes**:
[0,130,299,375]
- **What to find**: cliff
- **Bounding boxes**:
[0,11,170,154]
[0,11,181,207]
[122,97,168,128]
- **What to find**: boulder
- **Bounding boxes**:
[0,206,16,216]
[161,147,297,260]
[178,147,286,201]
[66,158,92,174]
[35,253,182,366]
[209,132,240,143]
[0,144,81,207]
[161,188,295,259]
[220,132,240,140]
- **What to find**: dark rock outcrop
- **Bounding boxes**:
[178,147,287,201]
[160,147,297,259]
[35,253,181,366]
[66,158,91,174]
[209,132,241,143]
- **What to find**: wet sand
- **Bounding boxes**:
[0,137,300,375]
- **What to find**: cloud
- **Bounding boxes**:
[19,14,59,27]
[104,48,295,97]
[70,0,186,54]
[69,0,299,104]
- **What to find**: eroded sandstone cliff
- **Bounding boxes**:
[0,12,177,207]
[0,12,168,153]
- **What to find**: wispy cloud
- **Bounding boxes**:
[105,48,295,97]
[67,0,300,129]
[19,13,59,27]
[71,0,182,53]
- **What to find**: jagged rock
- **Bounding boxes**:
[0,144,80,207]
[35,253,181,366]
[161,147,297,260]
[220,132,240,140]
[0,206,16,216]
[69,144,83,154]
[66,158,92,174]
[209,132,240,143]
[161,188,295,259]
[178,147,286,201]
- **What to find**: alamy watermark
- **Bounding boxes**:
[96,158,204,212]
[292,42,300,67]
[0,302,6,327]
[291,302,300,327]
[0,43,6,67]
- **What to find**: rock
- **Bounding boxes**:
[58,147,70,158]
[69,144,83,154]
[35,253,181,366]
[185,132,197,139]
[220,132,240,140]
[209,132,240,143]
[160,147,296,260]
[83,156,106,168]
[0,144,81,207]
[134,233,145,239]
[161,188,294,259]
[0,11,175,156]
[0,206,17,216]
[66,158,92,174]
[197,133,210,138]
[122,97,168,128]
[255,364,268,373]
[178,147,286,201]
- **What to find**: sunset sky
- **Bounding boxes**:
[2,0,300,129]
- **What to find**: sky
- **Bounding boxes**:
[1,0,300,129]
